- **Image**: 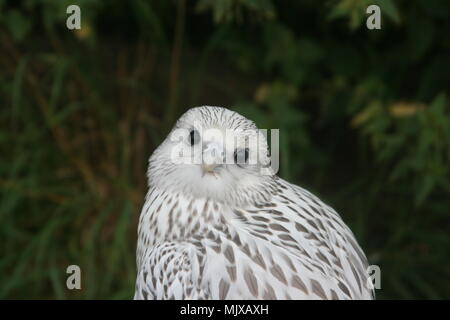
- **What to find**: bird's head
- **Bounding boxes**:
[147,106,276,206]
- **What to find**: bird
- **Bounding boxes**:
[134,106,374,300]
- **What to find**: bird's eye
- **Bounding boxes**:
[189,129,200,146]
[234,148,249,165]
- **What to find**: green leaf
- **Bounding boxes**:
[415,174,435,206]
[430,92,447,113]
[5,10,32,42]
[376,0,401,24]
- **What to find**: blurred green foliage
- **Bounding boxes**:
[0,0,449,299]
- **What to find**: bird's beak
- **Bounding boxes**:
[202,163,220,173]
[202,142,224,174]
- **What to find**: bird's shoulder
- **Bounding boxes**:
[235,176,374,299]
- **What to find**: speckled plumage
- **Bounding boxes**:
[134,106,374,300]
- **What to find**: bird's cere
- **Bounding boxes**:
[135,106,374,300]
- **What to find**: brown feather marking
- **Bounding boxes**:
[244,268,259,297]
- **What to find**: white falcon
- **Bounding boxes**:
[134,106,374,300]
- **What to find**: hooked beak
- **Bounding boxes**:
[202,163,221,173]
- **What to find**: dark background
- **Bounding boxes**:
[0,0,449,299]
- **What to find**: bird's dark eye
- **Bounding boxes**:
[189,130,199,146]
[234,148,249,165]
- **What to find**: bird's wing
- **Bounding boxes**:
[185,176,374,300]
[262,177,374,299]
[134,241,209,300]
